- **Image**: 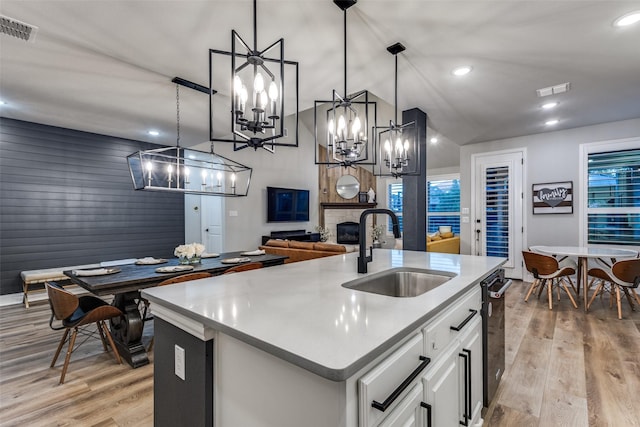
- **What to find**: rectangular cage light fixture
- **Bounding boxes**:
[127,146,252,197]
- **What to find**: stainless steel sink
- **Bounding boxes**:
[342,267,456,297]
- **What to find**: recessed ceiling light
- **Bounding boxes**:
[148,130,160,136]
[430,137,438,143]
[542,102,558,109]
[545,119,559,126]
[614,11,640,27]
[452,66,472,76]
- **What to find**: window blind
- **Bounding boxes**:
[485,167,509,258]
[587,148,640,245]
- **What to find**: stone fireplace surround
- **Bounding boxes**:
[321,203,376,247]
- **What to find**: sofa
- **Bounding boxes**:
[259,240,347,263]
[426,232,460,254]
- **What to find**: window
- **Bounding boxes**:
[386,174,461,234]
[587,148,640,245]
[388,183,404,232]
[427,176,461,234]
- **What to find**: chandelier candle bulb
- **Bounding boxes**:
[217,172,222,187]
[233,76,244,114]
[167,164,173,187]
[184,167,190,184]
[145,161,153,186]
[201,169,208,188]
[268,81,278,117]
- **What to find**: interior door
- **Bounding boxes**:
[473,151,523,279]
[201,195,224,253]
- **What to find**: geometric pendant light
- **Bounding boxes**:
[373,42,420,178]
[209,0,299,153]
[314,0,377,168]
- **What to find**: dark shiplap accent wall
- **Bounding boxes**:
[0,118,184,295]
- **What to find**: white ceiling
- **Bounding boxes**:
[2,0,640,161]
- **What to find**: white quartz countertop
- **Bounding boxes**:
[142,250,505,381]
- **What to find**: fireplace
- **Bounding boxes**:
[337,221,359,244]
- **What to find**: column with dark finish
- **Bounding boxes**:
[401,108,427,251]
[154,317,213,427]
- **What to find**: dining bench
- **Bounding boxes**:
[20,258,137,308]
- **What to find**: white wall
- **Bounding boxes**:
[191,110,320,251]
[459,118,640,254]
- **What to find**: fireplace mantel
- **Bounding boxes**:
[320,202,377,209]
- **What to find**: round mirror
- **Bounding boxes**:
[336,175,360,199]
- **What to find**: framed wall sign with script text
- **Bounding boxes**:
[532,181,573,214]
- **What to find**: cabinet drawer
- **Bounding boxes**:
[423,286,481,360]
[359,333,426,427]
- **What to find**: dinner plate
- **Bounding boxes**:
[155,265,195,273]
[201,253,220,258]
[239,250,266,256]
[221,257,252,264]
[73,268,121,277]
[135,257,168,265]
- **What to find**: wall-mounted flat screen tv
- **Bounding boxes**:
[267,186,310,222]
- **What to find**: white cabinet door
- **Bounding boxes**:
[378,383,424,427]
[458,317,483,426]
[422,346,460,427]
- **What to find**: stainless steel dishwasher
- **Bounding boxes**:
[481,268,512,408]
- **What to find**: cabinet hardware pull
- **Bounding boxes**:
[450,309,478,332]
[420,402,432,427]
[371,355,431,412]
[458,349,473,426]
[458,351,470,426]
[464,349,472,425]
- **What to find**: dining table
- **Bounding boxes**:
[64,251,287,367]
[529,245,638,311]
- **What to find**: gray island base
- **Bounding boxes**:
[142,250,505,427]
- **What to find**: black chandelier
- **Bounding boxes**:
[314,0,376,168]
[209,0,299,153]
[373,43,420,178]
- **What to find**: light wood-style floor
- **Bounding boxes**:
[0,281,639,426]
[484,280,640,427]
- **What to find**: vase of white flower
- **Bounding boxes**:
[174,243,206,264]
[314,225,332,243]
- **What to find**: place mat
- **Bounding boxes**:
[221,257,252,264]
[240,249,266,256]
[155,265,194,273]
[72,268,120,277]
[135,257,168,265]
[201,253,220,258]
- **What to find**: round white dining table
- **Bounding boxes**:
[529,246,639,311]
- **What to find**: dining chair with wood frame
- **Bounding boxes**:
[522,251,578,310]
[46,281,124,384]
[587,258,640,319]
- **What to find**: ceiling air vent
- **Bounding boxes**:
[0,15,38,43]
[536,82,570,97]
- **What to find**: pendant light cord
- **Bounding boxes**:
[176,84,181,149]
[343,8,348,96]
[394,54,398,125]
[253,0,257,51]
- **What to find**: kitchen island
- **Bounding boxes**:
[142,249,505,427]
